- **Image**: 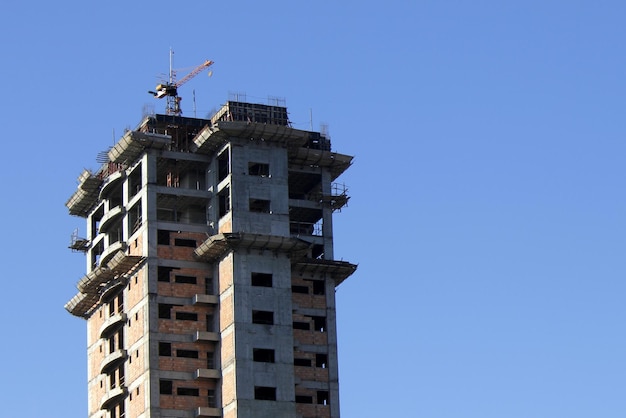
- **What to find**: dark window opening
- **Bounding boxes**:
[317,390,329,405]
[175,275,197,284]
[248,162,270,177]
[249,198,270,213]
[313,281,325,295]
[251,272,273,287]
[293,321,310,330]
[158,304,172,319]
[217,150,230,182]
[292,285,309,294]
[206,314,214,332]
[207,352,215,369]
[294,358,312,367]
[159,342,171,356]
[296,395,313,404]
[252,310,274,325]
[159,380,172,395]
[313,316,326,332]
[176,312,198,321]
[177,349,199,358]
[218,188,230,218]
[158,266,176,282]
[157,229,170,245]
[205,277,214,295]
[208,389,217,407]
[177,387,200,396]
[316,353,328,368]
[253,348,275,363]
[174,238,196,248]
[254,386,277,401]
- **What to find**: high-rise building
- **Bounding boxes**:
[65,100,356,418]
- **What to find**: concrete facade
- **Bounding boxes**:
[66,101,356,418]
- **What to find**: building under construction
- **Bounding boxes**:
[65,99,356,418]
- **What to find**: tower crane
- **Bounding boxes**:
[149,52,214,116]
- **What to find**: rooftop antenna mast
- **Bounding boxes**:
[149,49,214,116]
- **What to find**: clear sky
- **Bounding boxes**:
[1,1,625,417]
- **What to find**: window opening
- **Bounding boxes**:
[253,348,275,363]
[159,380,172,395]
[217,149,230,182]
[249,198,270,213]
[252,310,274,325]
[176,312,198,321]
[294,358,312,367]
[293,321,309,330]
[218,187,230,218]
[313,316,326,332]
[157,230,171,245]
[313,281,325,295]
[292,285,308,294]
[248,162,270,177]
[316,353,328,368]
[177,349,199,358]
[317,390,329,405]
[251,272,273,287]
[158,304,172,319]
[159,342,171,356]
[296,395,313,404]
[174,238,196,248]
[178,387,200,396]
[254,386,277,401]
[208,389,217,408]
[175,275,197,284]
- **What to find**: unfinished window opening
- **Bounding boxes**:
[157,230,171,245]
[175,275,197,284]
[296,395,313,404]
[207,352,215,369]
[159,342,171,356]
[159,379,172,395]
[218,187,230,218]
[249,198,270,213]
[174,238,196,248]
[217,149,230,182]
[316,353,328,368]
[208,389,217,407]
[177,349,199,358]
[158,266,177,282]
[206,314,214,332]
[128,201,142,234]
[317,390,329,405]
[293,321,310,330]
[254,386,277,401]
[313,281,325,295]
[251,272,273,287]
[176,312,198,321]
[313,316,326,332]
[177,387,200,396]
[129,165,142,198]
[158,304,173,319]
[253,348,275,363]
[252,310,274,325]
[294,358,312,367]
[205,277,214,295]
[311,244,324,259]
[248,162,270,177]
[292,285,309,294]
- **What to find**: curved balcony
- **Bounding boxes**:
[99,312,127,338]
[99,170,125,200]
[99,205,124,234]
[99,241,127,266]
[100,385,127,410]
[100,349,127,374]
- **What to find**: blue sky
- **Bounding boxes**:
[1,1,625,417]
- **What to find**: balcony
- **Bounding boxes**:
[99,312,127,338]
[100,349,127,374]
[195,368,220,380]
[100,385,127,410]
[193,294,219,305]
[99,169,125,200]
[196,407,222,417]
[99,241,127,266]
[194,331,219,342]
[99,205,124,234]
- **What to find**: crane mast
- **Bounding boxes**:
[149,50,214,116]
